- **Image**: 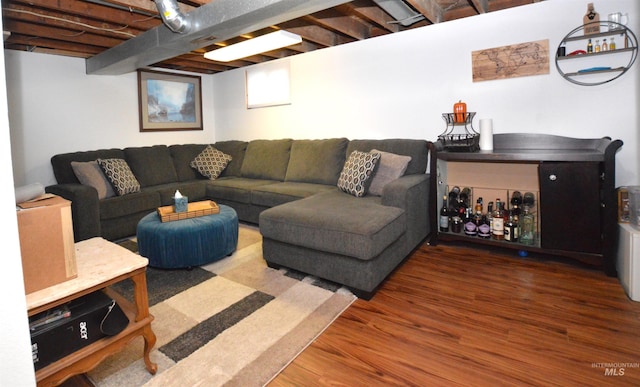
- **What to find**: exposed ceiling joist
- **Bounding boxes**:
[1,0,542,75]
[86,0,351,75]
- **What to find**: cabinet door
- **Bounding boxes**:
[539,162,602,254]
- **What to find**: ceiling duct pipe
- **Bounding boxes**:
[154,0,190,33]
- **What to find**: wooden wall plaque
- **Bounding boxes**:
[472,40,550,82]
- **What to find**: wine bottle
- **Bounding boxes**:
[505,215,518,242]
[486,201,494,235]
[439,195,450,232]
[510,191,522,221]
[492,199,505,240]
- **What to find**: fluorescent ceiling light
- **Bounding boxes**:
[204,30,302,62]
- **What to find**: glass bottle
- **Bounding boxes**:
[510,191,522,221]
[520,206,535,246]
[610,37,616,50]
[595,39,601,52]
[602,38,608,51]
[439,195,449,232]
[486,201,494,235]
[587,38,593,53]
[464,207,477,237]
[505,215,518,242]
[492,199,505,240]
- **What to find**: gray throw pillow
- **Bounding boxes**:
[337,151,381,197]
[190,145,232,180]
[71,160,116,199]
[96,158,141,196]
[367,149,412,196]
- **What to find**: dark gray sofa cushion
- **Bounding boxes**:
[99,189,161,220]
[251,182,337,207]
[284,138,349,185]
[51,149,125,184]
[241,139,292,180]
[213,141,249,177]
[346,139,428,175]
[153,181,209,205]
[169,144,209,182]
[260,190,406,260]
[206,177,278,203]
[124,145,178,187]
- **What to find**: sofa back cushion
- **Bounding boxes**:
[169,144,209,181]
[240,139,292,181]
[213,140,248,177]
[124,145,178,187]
[346,139,428,175]
[51,149,125,184]
[284,138,349,185]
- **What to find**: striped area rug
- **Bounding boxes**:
[88,224,356,386]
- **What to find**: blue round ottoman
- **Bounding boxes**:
[136,204,238,269]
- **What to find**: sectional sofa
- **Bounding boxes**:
[47,138,433,299]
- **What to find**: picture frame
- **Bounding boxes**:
[138,69,203,132]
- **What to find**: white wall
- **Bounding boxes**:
[6,52,216,187]
[212,0,640,186]
[0,14,39,387]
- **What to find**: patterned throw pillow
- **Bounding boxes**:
[337,150,381,197]
[190,145,233,180]
[96,158,141,196]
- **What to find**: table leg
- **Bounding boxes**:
[131,269,157,374]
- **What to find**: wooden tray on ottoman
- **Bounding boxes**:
[157,200,219,222]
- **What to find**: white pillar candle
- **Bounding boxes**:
[479,118,494,151]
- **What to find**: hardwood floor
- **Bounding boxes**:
[270,241,640,386]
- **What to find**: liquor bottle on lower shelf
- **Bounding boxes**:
[504,215,519,242]
[510,191,522,221]
[492,199,505,240]
[486,201,494,235]
[520,206,535,246]
[464,208,477,237]
[440,195,450,232]
[477,213,491,239]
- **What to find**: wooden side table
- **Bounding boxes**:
[26,237,157,386]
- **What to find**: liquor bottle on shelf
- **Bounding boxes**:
[451,216,463,233]
[510,191,522,221]
[505,215,519,242]
[477,213,491,239]
[464,208,477,237]
[492,199,505,240]
[520,206,535,246]
[486,201,494,235]
[459,187,471,208]
[440,195,450,232]
[449,186,460,214]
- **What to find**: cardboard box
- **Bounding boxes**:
[17,195,77,294]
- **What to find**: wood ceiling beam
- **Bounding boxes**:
[278,19,352,47]
[405,0,444,24]
[305,8,371,40]
[2,4,142,39]
[9,0,161,30]
[3,19,124,47]
[468,0,489,14]
[342,0,400,33]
